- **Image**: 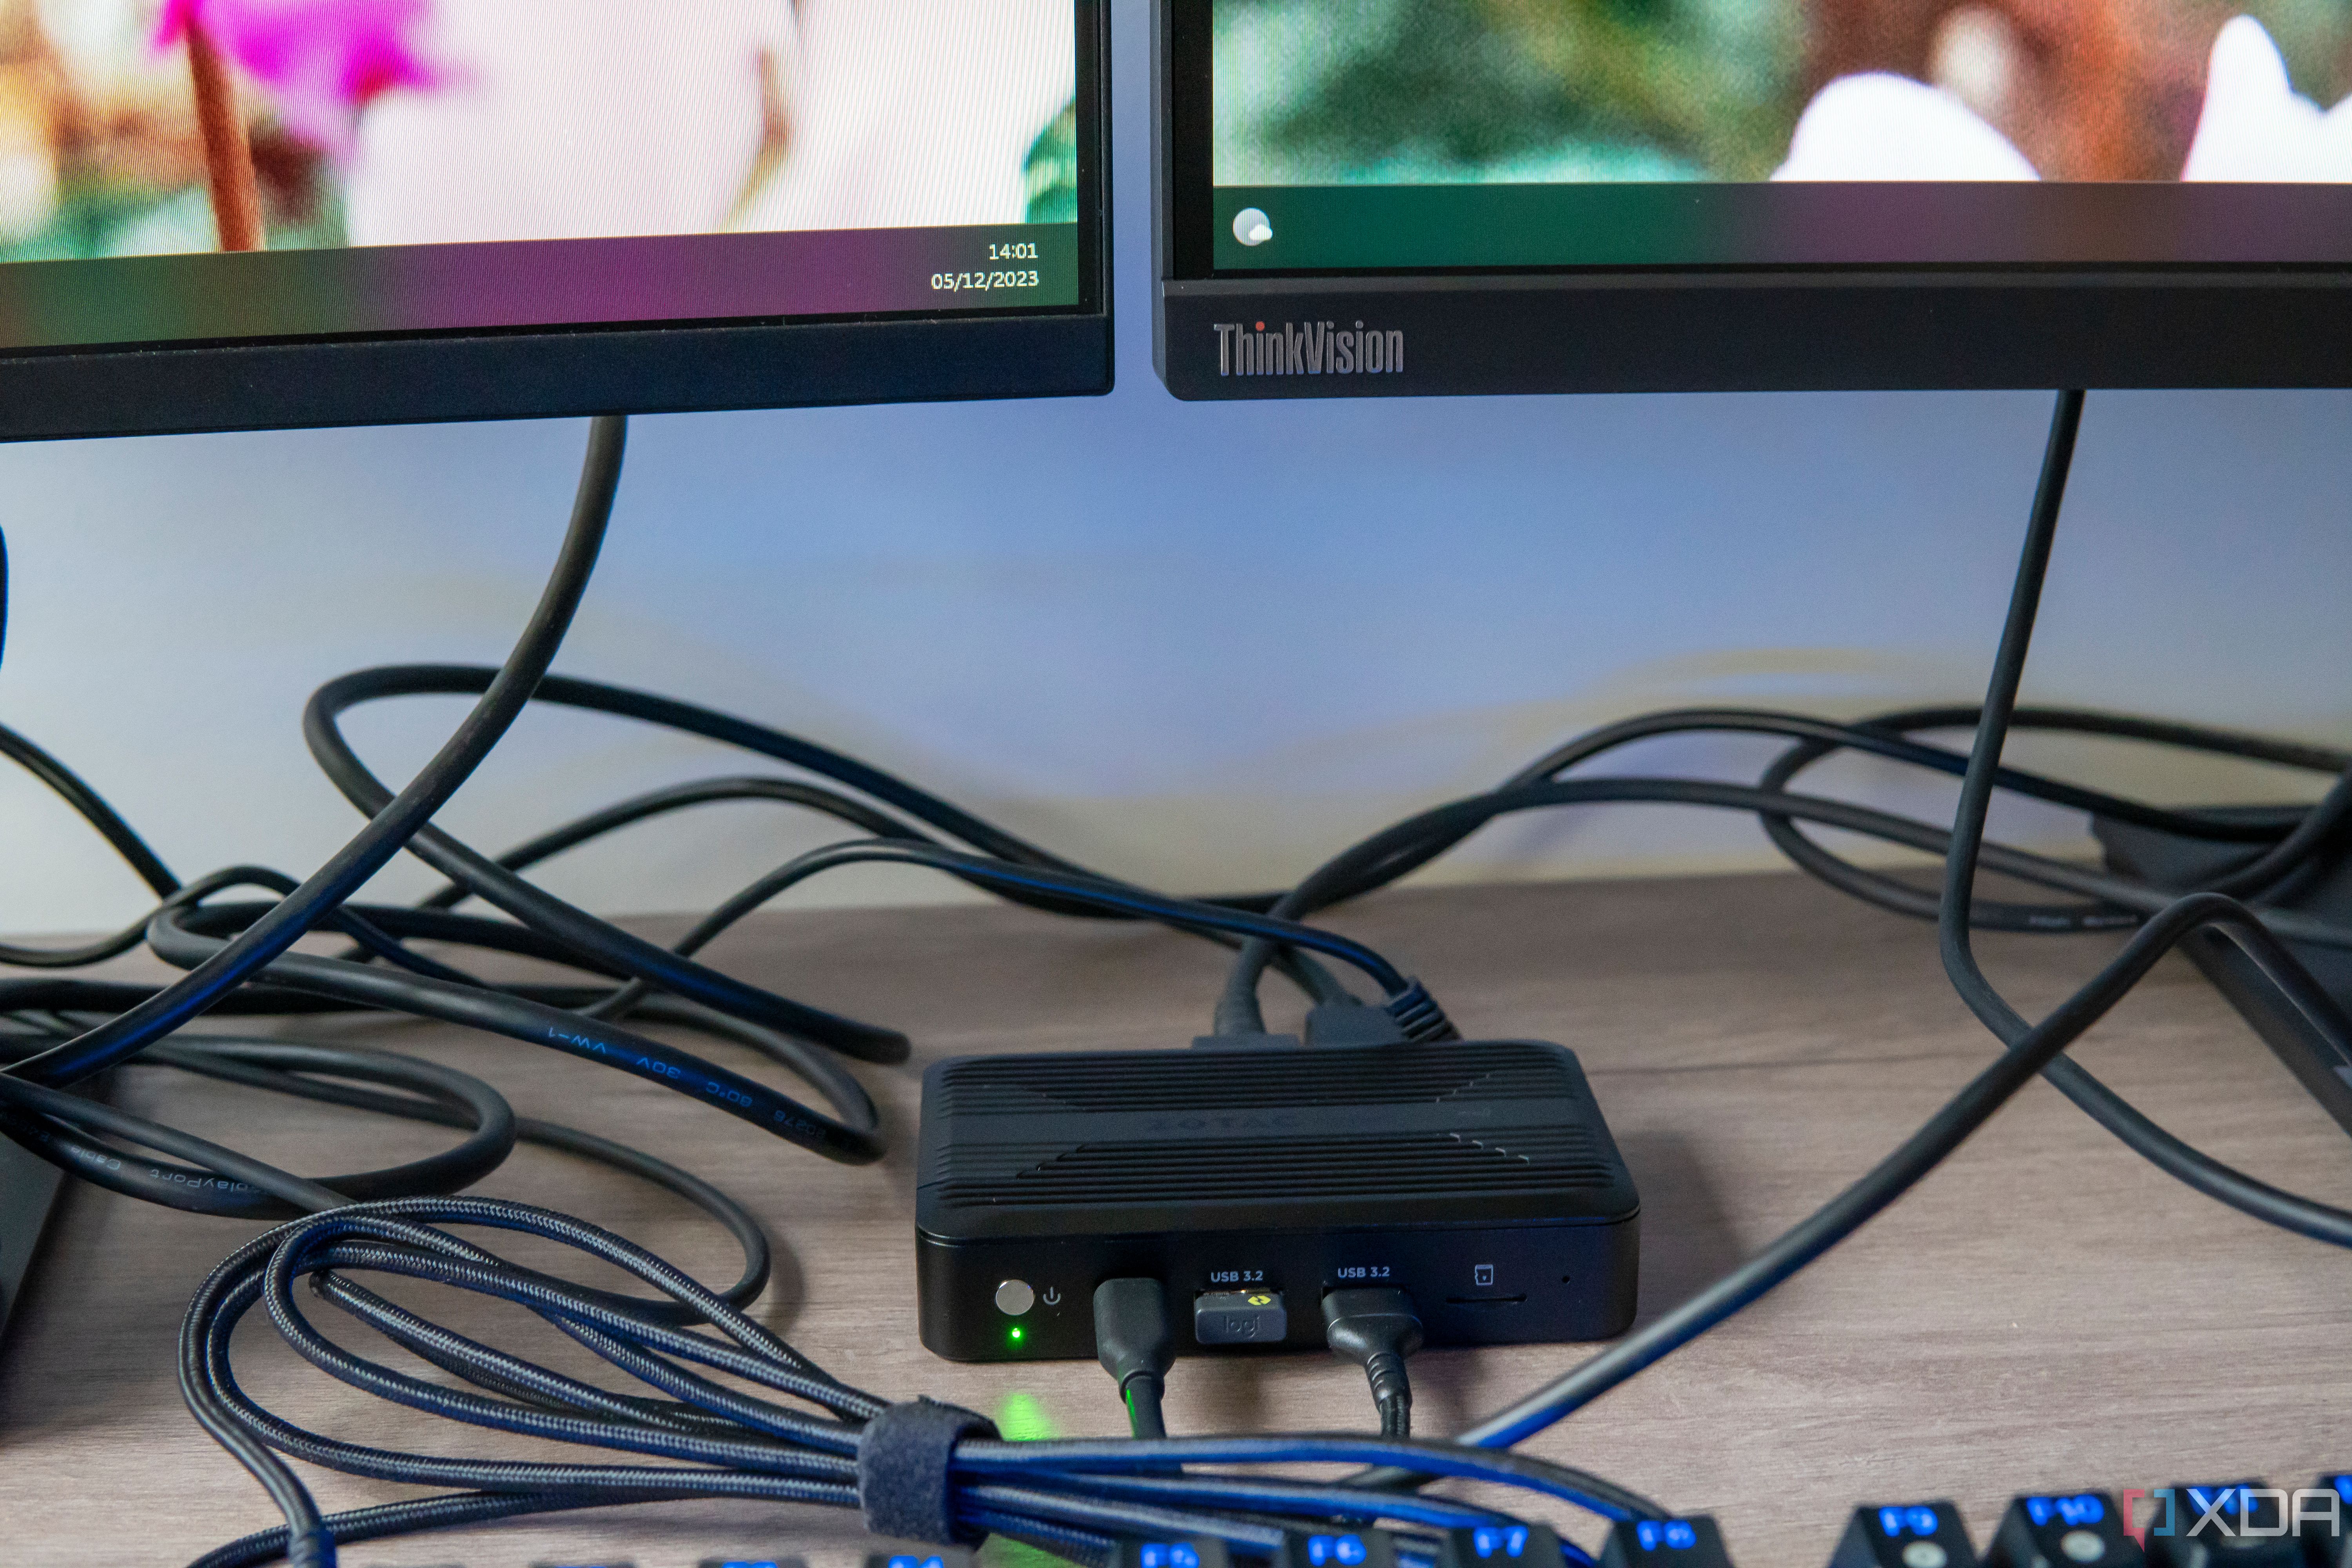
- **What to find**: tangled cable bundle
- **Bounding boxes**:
[3,397,2350,1566]
[175,1195,1665,1568]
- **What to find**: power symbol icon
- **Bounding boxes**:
[1040,1287,1062,1306]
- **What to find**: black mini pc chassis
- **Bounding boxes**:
[914,1039,1640,1362]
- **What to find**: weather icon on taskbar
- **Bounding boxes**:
[1232,207,1273,246]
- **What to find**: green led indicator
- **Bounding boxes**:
[1009,1326,1024,1342]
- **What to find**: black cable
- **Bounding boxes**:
[305,668,1076,871]
[301,667,1363,1059]
[1209,768,2352,1039]
[0,721,180,896]
[1753,730,2131,935]
[1723,426,2352,1250]
[0,463,1379,1223]
[1214,692,2352,1032]
[1351,392,2352,1483]
[1369,889,2334,1463]
[5,416,628,1090]
[1209,697,2349,1011]
[419,729,1364,1011]
[1505,705,2341,828]
[0,1027,779,1322]
[1123,1379,1168,1446]
[0,1035,515,1220]
[443,775,1355,1022]
[415,775,926,910]
[0,720,182,969]
[446,775,1349,1005]
[1924,396,2352,1250]
[145,895,886,1165]
[1322,1288,1422,1439]
[1268,704,2334,935]
[1752,704,2351,934]
[1218,421,2352,1259]
[0,680,1360,1069]
[0,1071,352,1217]
[0,826,888,1178]
[1094,1279,1176,1441]
[508,689,2329,1046]
[142,1034,784,1314]
[624,994,880,1146]
[642,836,1419,1004]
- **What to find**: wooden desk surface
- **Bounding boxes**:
[3,871,2350,1568]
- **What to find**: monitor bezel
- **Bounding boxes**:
[0,0,1112,441]
[1153,0,2352,396]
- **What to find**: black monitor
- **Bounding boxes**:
[1154,0,2352,395]
[0,0,1111,1370]
[0,0,1109,439]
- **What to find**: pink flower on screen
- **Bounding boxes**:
[154,0,441,154]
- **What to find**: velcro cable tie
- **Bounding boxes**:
[857,1397,999,1547]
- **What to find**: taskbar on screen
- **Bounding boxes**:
[0,222,1080,354]
[1210,184,2352,272]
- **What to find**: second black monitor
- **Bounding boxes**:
[1154,0,2352,395]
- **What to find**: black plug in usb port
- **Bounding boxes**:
[1194,1289,1285,1345]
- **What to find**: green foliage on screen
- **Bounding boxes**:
[1214,0,2352,185]
[1216,0,1798,183]
[1025,100,1080,225]
[0,175,345,266]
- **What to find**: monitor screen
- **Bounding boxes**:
[1203,0,2352,274]
[0,0,1108,436]
[1154,0,2352,394]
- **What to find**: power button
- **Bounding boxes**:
[994,1279,1035,1316]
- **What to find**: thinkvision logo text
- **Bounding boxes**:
[1215,320,1404,377]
